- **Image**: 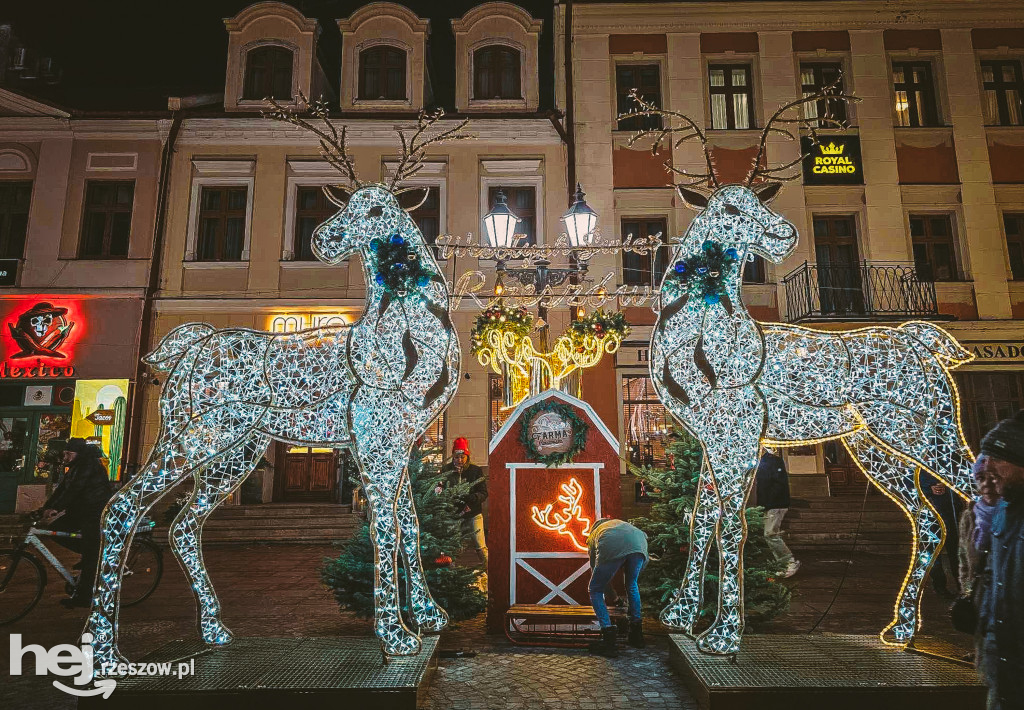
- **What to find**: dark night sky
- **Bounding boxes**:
[2,0,557,113]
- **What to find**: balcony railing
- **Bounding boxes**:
[782,261,943,323]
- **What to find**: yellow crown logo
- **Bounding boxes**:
[819,141,845,156]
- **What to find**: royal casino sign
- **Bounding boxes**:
[801,135,864,186]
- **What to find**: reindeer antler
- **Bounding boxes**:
[620,89,719,189]
[745,73,860,186]
[387,109,473,193]
[264,92,361,189]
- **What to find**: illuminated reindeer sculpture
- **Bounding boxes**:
[625,84,976,654]
[85,102,471,666]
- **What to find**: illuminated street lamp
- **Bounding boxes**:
[482,188,520,249]
[561,183,598,248]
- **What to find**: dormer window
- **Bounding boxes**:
[358,46,407,100]
[473,46,521,100]
[243,45,294,100]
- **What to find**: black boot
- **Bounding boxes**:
[627,621,645,649]
[588,627,618,658]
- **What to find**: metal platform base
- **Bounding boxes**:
[669,633,984,710]
[79,636,439,710]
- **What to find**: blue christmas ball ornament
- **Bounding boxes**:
[674,261,687,274]
[703,292,720,305]
[702,240,714,251]
[369,238,382,252]
[375,273,386,285]
[416,274,430,287]
[725,247,738,259]
[390,234,404,245]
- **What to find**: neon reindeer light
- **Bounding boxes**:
[85,101,472,666]
[531,476,593,551]
[625,82,976,654]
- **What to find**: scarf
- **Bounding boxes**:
[974,497,998,551]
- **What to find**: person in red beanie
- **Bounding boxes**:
[440,437,488,564]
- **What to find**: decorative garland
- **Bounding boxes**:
[665,240,739,305]
[470,303,534,355]
[369,233,434,297]
[568,309,630,348]
[519,399,589,467]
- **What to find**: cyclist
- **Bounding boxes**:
[37,438,114,608]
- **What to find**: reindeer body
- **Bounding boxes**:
[86,185,460,666]
[651,185,975,655]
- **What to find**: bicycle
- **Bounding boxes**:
[0,514,163,625]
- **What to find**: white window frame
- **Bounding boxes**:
[479,174,545,247]
[185,163,256,263]
[703,56,760,132]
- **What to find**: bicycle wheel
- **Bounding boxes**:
[121,538,163,607]
[0,549,46,625]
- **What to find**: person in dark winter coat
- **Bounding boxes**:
[439,437,488,564]
[755,448,800,578]
[976,411,1024,710]
[38,438,114,608]
[921,468,963,598]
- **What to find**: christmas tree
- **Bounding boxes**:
[322,445,487,625]
[630,427,791,625]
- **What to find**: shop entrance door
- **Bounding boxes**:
[0,409,72,513]
[281,445,337,502]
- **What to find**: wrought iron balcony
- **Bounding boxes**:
[782,261,945,323]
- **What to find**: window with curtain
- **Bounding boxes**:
[473,46,521,100]
[709,65,754,130]
[243,46,294,100]
[909,214,958,281]
[981,59,1024,126]
[79,180,134,258]
[0,181,31,260]
[800,62,846,125]
[197,186,247,262]
[358,46,407,100]
[1004,213,1024,280]
[488,186,536,246]
[892,61,939,127]
[615,64,662,131]
[621,218,668,286]
[293,187,337,261]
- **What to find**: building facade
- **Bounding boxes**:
[559,0,1024,506]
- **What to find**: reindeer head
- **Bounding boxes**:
[312,184,429,265]
[676,183,797,264]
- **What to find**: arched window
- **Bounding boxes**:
[473,46,521,100]
[243,46,294,100]
[358,46,407,100]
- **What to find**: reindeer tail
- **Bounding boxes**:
[143,323,216,371]
[898,321,973,367]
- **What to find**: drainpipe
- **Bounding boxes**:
[124,108,182,479]
[563,0,576,202]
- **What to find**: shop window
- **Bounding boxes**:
[957,372,1024,452]
[473,46,521,100]
[79,180,134,259]
[359,46,407,100]
[909,214,959,281]
[621,218,667,286]
[197,186,247,262]
[615,64,662,131]
[1005,213,1024,280]
[0,181,31,260]
[800,62,846,125]
[709,64,754,130]
[892,61,939,127]
[421,410,447,456]
[489,373,512,441]
[622,374,672,469]
[488,186,536,246]
[293,186,336,261]
[981,59,1024,127]
[242,45,294,101]
[409,185,442,257]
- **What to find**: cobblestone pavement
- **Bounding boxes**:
[2,540,971,710]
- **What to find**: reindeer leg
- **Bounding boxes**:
[86,443,190,670]
[170,433,269,646]
[661,458,719,636]
[396,469,449,632]
[845,431,939,647]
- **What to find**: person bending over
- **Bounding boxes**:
[587,518,649,657]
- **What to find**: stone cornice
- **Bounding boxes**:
[223,1,319,34]
[452,2,544,34]
[153,297,366,313]
[174,117,563,146]
[573,0,1024,33]
[0,117,167,142]
[338,2,430,35]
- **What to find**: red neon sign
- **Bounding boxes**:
[530,477,593,551]
[1,300,81,378]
